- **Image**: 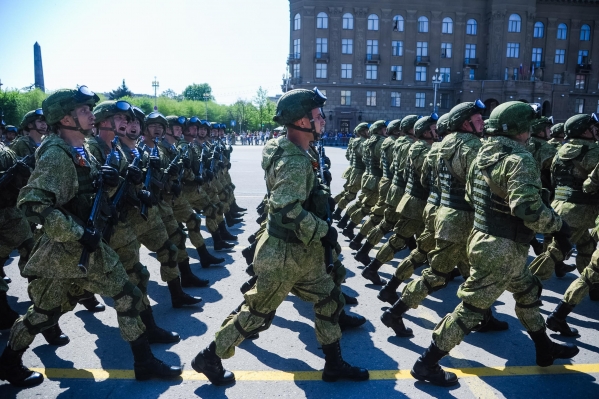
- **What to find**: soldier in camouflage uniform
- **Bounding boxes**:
[350,119,402,252]
[334,123,369,224]
[361,114,439,285]
[3,126,18,146]
[353,116,419,266]
[191,88,368,385]
[0,87,181,388]
[216,123,247,223]
[341,121,388,239]
[529,113,599,280]
[548,122,565,149]
[11,108,48,159]
[411,102,578,387]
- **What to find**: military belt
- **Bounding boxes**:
[266,221,303,244]
[473,209,535,244]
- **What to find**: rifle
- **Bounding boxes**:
[140,138,159,221]
[0,154,33,187]
[209,144,218,173]
[318,139,334,274]
[198,143,207,180]
[78,137,118,272]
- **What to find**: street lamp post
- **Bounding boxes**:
[431,68,442,113]
[203,93,210,120]
[152,77,159,110]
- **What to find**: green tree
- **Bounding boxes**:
[253,86,269,131]
[161,89,182,101]
[108,79,133,100]
[182,83,213,102]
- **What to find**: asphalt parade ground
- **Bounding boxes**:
[1,144,598,398]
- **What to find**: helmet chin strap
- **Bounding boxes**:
[289,113,319,140]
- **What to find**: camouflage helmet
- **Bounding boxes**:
[166,115,187,128]
[447,99,486,131]
[131,106,145,129]
[354,122,369,136]
[414,113,439,138]
[369,120,387,135]
[400,115,419,134]
[564,113,599,139]
[42,86,100,125]
[436,113,450,136]
[273,87,326,125]
[387,119,402,135]
[550,122,565,138]
[530,116,554,137]
[486,101,538,136]
[20,108,45,131]
[144,111,168,130]
[93,100,134,125]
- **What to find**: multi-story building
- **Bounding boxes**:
[282,0,599,132]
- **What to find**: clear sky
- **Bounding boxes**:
[0,0,290,104]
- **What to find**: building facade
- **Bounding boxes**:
[283,0,599,131]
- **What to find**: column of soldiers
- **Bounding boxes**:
[0,86,245,387]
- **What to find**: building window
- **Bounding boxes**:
[465,44,476,60]
[417,41,428,57]
[342,13,353,30]
[513,68,519,80]
[442,17,453,34]
[393,15,404,32]
[441,43,452,58]
[469,69,475,80]
[553,73,563,84]
[534,22,544,38]
[293,64,300,78]
[575,75,587,90]
[440,67,450,82]
[316,38,328,55]
[532,48,543,66]
[440,93,451,109]
[293,39,300,58]
[366,65,378,80]
[418,16,429,33]
[340,91,351,106]
[391,92,401,107]
[341,39,353,54]
[466,19,477,35]
[366,91,377,106]
[575,98,584,113]
[392,41,403,56]
[581,24,591,41]
[416,66,427,82]
[507,43,520,58]
[555,49,566,64]
[391,66,402,81]
[508,14,521,32]
[366,40,379,55]
[557,23,567,40]
[294,13,301,30]
[578,50,589,65]
[316,63,327,79]
[505,68,509,81]
[316,12,328,29]
[341,64,352,79]
[416,93,425,108]
[368,14,379,31]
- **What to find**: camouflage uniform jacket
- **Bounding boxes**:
[10,135,39,158]
[397,140,431,220]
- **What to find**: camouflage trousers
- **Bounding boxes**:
[393,204,438,283]
[214,235,343,359]
[375,216,424,264]
[334,169,363,211]
[170,193,206,249]
[563,246,599,306]
[365,185,405,246]
[432,230,545,352]
[357,178,392,237]
[185,184,221,234]
[9,255,145,351]
[156,200,189,281]
[0,206,34,275]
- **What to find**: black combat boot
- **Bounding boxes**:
[0,265,10,284]
[130,334,182,380]
[0,291,19,330]
[242,242,257,265]
[245,263,255,276]
[256,212,267,225]
[332,208,343,221]
[78,291,106,312]
[411,341,458,386]
[225,212,243,227]
[337,214,350,229]
[0,345,44,388]
[41,323,70,346]
[361,259,386,285]
[139,308,181,344]
[381,300,413,337]
[555,261,576,278]
[231,201,247,213]
[590,283,599,301]
[338,310,366,331]
[527,327,579,367]
[378,276,401,305]
[342,292,358,305]
[472,308,509,333]
[546,301,580,337]
[406,236,417,251]
[179,259,210,288]
[354,242,374,266]
[530,237,544,256]
[167,277,203,308]
[248,233,256,244]
[197,244,225,268]
[240,275,258,294]
[321,340,369,382]
[191,341,236,385]
[341,221,357,240]
[211,230,235,251]
[219,221,238,241]
[349,233,365,251]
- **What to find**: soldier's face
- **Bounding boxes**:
[186,126,198,140]
[198,127,207,138]
[147,123,163,138]
[112,113,129,134]
[72,105,95,130]
[543,126,551,139]
[5,130,16,141]
[32,119,48,134]
[170,125,183,138]
[127,119,140,136]
[310,108,326,133]
[469,114,484,134]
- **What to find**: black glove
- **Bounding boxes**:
[78,227,102,252]
[15,160,32,178]
[554,220,573,259]
[100,165,120,188]
[165,163,180,176]
[328,197,336,214]
[321,225,338,248]
[194,174,204,185]
[137,189,154,207]
[149,156,161,170]
[182,157,192,169]
[323,169,332,185]
[218,160,225,169]
[171,182,182,196]
[126,165,143,185]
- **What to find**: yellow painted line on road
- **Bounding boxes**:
[29,364,599,382]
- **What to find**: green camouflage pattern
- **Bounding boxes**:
[526,136,557,171]
[563,246,599,305]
